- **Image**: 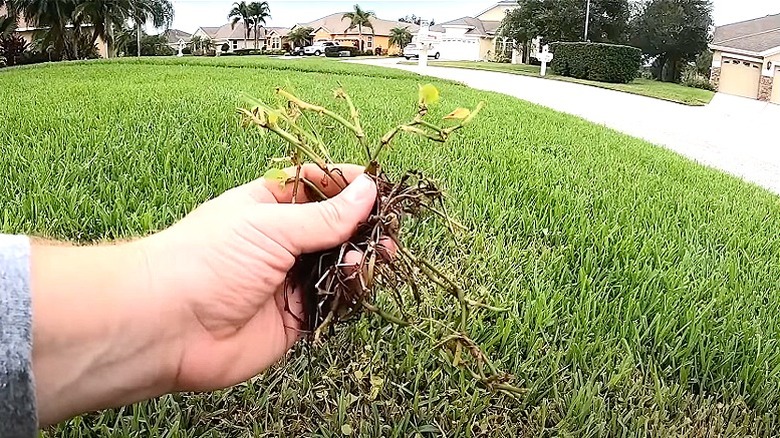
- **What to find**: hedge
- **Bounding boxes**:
[549,42,641,84]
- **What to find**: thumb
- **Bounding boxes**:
[272,174,378,255]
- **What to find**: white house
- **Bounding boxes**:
[411,0,518,61]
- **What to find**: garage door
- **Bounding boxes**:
[719,58,761,99]
[772,67,780,104]
[438,38,480,61]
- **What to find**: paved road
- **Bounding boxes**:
[350,58,780,195]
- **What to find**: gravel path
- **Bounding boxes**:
[351,58,780,195]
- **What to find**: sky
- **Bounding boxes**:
[169,0,780,34]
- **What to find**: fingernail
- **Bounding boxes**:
[345,174,375,203]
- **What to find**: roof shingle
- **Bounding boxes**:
[713,13,780,53]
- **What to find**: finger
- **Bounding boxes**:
[268,174,378,255]
[262,164,367,204]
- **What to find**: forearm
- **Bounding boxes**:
[30,241,181,426]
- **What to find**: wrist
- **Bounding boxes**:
[31,240,182,425]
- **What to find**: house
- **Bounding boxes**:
[290,13,418,55]
[0,5,109,58]
[192,23,289,53]
[412,1,518,61]
[710,13,780,104]
[161,29,192,51]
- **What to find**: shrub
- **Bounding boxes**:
[549,42,641,84]
[324,45,360,57]
[0,33,29,66]
[681,64,715,91]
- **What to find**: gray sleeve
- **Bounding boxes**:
[0,234,37,437]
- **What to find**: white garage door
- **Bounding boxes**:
[720,58,761,99]
[772,67,780,104]
[438,37,480,61]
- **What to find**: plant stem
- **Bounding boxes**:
[277,88,361,137]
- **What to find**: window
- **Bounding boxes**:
[272,36,281,49]
[367,36,373,48]
[231,40,238,50]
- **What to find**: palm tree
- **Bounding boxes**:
[15,0,75,57]
[201,37,213,54]
[74,0,134,57]
[131,0,173,57]
[389,26,412,51]
[0,0,19,36]
[189,34,201,54]
[287,25,312,49]
[228,1,251,50]
[342,4,374,52]
[247,1,270,50]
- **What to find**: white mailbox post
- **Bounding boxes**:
[177,40,185,57]
[417,20,433,69]
[538,45,553,76]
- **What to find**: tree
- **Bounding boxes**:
[389,26,412,51]
[247,1,270,50]
[189,34,201,54]
[398,14,434,26]
[287,25,312,48]
[499,0,629,48]
[630,0,713,82]
[15,0,77,58]
[343,4,375,52]
[1,0,19,36]
[130,0,174,58]
[228,1,251,50]
[74,0,133,57]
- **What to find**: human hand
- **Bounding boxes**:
[141,164,377,392]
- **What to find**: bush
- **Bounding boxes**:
[549,42,641,84]
[0,33,29,66]
[681,64,715,91]
[324,45,360,57]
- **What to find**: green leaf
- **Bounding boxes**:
[263,168,288,188]
[418,84,440,105]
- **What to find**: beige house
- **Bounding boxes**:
[414,1,518,61]
[290,13,417,55]
[192,24,290,53]
[710,13,780,104]
[0,5,109,58]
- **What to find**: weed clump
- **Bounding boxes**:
[239,85,521,394]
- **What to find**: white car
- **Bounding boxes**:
[303,41,337,56]
[403,43,440,60]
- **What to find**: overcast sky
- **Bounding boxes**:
[169,0,779,34]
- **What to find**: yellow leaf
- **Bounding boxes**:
[341,424,353,436]
[444,107,471,120]
[266,110,279,127]
[263,168,288,188]
[418,83,440,105]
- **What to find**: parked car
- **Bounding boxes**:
[403,43,441,60]
[291,46,305,56]
[303,41,337,56]
[324,45,362,57]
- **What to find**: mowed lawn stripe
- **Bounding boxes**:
[1,59,779,436]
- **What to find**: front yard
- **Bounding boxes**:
[409,61,715,106]
[2,57,778,436]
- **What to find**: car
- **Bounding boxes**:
[403,43,441,60]
[303,41,338,56]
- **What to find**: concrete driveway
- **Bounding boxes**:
[350,58,780,195]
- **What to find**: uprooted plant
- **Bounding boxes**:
[238,84,523,395]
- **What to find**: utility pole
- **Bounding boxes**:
[584,0,591,41]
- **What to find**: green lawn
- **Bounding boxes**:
[410,61,716,106]
[3,57,780,436]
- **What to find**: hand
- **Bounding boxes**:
[142,164,377,391]
[30,164,377,425]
